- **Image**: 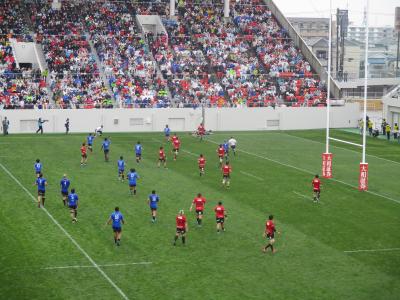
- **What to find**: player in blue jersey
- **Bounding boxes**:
[127,168,140,195]
[148,190,160,223]
[87,133,95,152]
[35,173,47,208]
[60,174,70,206]
[164,125,171,141]
[68,188,79,223]
[135,141,142,163]
[34,159,42,177]
[106,207,125,246]
[223,141,229,158]
[101,137,111,162]
[117,156,125,181]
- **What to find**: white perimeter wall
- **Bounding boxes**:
[0,104,359,134]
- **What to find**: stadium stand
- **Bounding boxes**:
[0,0,49,109]
[0,0,328,109]
[32,1,112,109]
[89,1,170,108]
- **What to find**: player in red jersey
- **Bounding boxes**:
[171,133,178,144]
[80,143,87,166]
[173,138,181,161]
[173,210,188,246]
[190,193,206,226]
[217,144,225,167]
[312,174,321,202]
[197,123,205,141]
[214,201,227,233]
[222,161,232,188]
[158,146,167,168]
[198,154,206,176]
[262,215,279,253]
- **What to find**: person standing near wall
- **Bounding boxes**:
[393,123,399,140]
[381,119,387,136]
[36,118,48,134]
[386,123,391,140]
[2,117,9,135]
[368,119,373,136]
[65,118,70,134]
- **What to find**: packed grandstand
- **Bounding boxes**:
[1,0,328,109]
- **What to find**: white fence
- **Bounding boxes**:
[0,104,359,134]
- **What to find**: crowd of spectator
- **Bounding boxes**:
[89,1,170,108]
[1,0,328,109]
[31,1,112,109]
[233,0,327,106]
[0,0,49,109]
[149,16,225,108]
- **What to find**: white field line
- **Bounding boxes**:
[182,149,198,157]
[43,262,152,270]
[204,138,400,205]
[0,163,129,300]
[344,248,400,254]
[292,191,324,204]
[240,171,264,181]
[293,191,312,201]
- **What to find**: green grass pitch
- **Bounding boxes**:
[0,129,399,299]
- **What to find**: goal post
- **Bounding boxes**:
[323,0,370,191]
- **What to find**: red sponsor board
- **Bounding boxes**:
[322,153,333,178]
[359,163,369,191]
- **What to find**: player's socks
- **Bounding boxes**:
[42,198,45,207]
[173,236,178,245]
[182,236,185,244]
[134,189,137,195]
[114,238,117,244]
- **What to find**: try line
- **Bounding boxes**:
[43,262,152,270]
[0,162,130,300]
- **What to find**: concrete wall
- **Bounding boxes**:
[0,105,359,134]
[136,15,166,35]
[9,39,40,69]
[205,105,357,131]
